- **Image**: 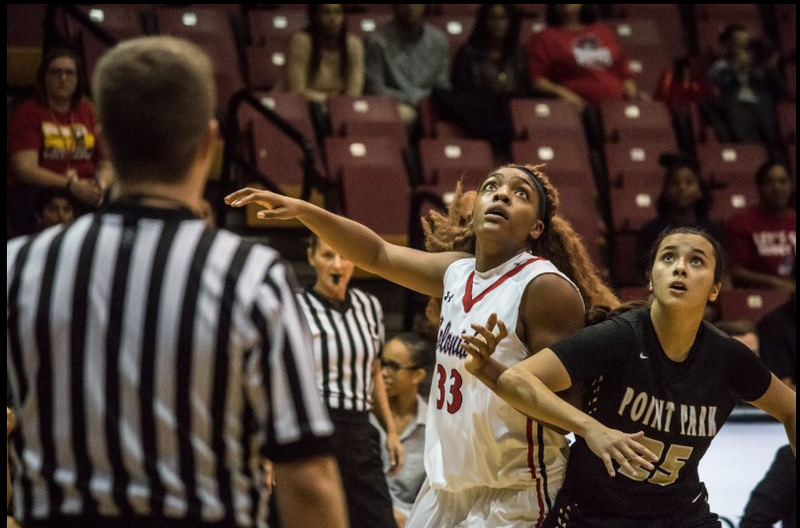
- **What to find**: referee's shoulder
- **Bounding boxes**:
[214,227,282,261]
[349,286,382,305]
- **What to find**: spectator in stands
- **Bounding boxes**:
[433,3,530,161]
[705,24,785,156]
[757,285,796,391]
[636,154,725,284]
[375,332,435,528]
[655,56,707,111]
[725,161,795,292]
[527,4,644,111]
[35,187,75,231]
[7,46,113,238]
[364,4,450,136]
[281,4,364,106]
[740,444,796,528]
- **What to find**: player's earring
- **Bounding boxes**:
[648,282,653,291]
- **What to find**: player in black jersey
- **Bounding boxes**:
[464,227,796,526]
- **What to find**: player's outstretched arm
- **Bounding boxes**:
[225,188,463,296]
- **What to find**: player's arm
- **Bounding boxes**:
[226,188,465,296]
[273,456,348,528]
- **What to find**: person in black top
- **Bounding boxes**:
[464,226,796,526]
[740,444,796,528]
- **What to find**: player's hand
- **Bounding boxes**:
[462,313,508,375]
[224,187,307,220]
[582,426,658,478]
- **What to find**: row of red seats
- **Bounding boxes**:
[37,4,795,114]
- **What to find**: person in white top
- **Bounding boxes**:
[226,163,619,526]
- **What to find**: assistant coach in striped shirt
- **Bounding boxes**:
[6,36,348,528]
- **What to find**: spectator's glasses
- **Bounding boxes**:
[381,360,419,373]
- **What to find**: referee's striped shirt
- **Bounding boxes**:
[6,204,333,527]
[296,287,385,412]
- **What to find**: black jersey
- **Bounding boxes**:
[550,307,772,517]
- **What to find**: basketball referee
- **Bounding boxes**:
[6,36,348,528]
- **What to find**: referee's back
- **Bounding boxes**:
[6,35,348,528]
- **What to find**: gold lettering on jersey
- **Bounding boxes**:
[618,387,717,437]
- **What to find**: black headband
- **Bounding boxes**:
[512,166,549,222]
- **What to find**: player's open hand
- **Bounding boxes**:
[462,313,508,375]
[583,426,659,478]
[224,187,306,220]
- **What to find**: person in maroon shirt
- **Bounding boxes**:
[527,4,643,111]
[7,47,113,237]
[725,161,795,292]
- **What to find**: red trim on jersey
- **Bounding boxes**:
[527,418,546,527]
[462,257,543,313]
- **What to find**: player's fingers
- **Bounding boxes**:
[223,187,255,204]
[461,334,487,356]
[628,431,659,463]
[495,319,508,340]
[602,454,616,477]
[225,188,270,207]
[469,323,496,345]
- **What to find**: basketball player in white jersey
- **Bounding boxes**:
[226,164,619,526]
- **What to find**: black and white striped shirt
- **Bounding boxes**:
[6,204,333,527]
[296,287,385,412]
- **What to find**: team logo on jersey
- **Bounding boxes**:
[436,318,467,359]
[443,291,454,302]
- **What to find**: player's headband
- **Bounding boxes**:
[512,166,549,223]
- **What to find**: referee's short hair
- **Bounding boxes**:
[92,36,216,182]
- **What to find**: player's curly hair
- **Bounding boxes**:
[423,164,619,323]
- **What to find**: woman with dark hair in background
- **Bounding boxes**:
[7,47,113,238]
[635,154,725,282]
[376,332,435,528]
[434,3,530,160]
[281,4,364,106]
[725,160,795,292]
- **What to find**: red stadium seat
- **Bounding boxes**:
[417,137,496,195]
[340,165,411,246]
[326,94,407,143]
[509,98,588,148]
[695,142,769,188]
[718,288,792,323]
[599,100,677,146]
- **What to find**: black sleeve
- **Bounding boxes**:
[550,316,637,383]
[739,445,797,528]
[726,337,773,402]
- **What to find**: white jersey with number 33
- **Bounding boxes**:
[426,252,576,495]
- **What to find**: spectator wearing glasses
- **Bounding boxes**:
[375,332,435,528]
[7,47,113,238]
